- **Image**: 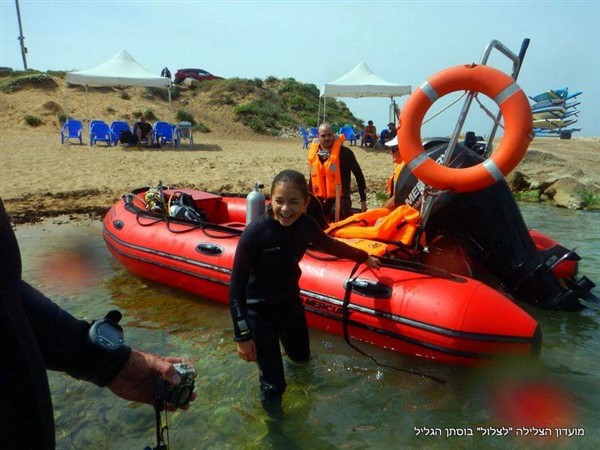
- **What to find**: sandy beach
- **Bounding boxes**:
[1,80,599,224]
[1,129,598,224]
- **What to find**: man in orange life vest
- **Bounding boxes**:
[308,123,367,224]
[383,135,404,210]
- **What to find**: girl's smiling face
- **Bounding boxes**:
[271,181,310,227]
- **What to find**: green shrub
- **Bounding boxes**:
[42,101,62,113]
[297,113,318,127]
[1,73,57,93]
[131,110,157,121]
[24,115,42,127]
[579,188,600,209]
[194,76,361,133]
[217,95,236,106]
[143,110,157,121]
[375,192,389,205]
[0,67,14,77]
[46,70,66,77]
[513,190,540,203]
[57,113,71,125]
[175,110,196,125]
[234,94,295,134]
[218,78,259,96]
[288,94,308,112]
[119,91,131,100]
[106,106,116,114]
[141,86,178,101]
[193,122,210,133]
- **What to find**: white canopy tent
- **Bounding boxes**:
[65,49,172,120]
[319,61,412,124]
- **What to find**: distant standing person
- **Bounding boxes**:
[161,67,171,80]
[132,116,153,147]
[362,120,377,148]
[229,169,380,415]
[308,123,368,224]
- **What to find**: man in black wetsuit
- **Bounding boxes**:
[0,198,194,449]
[307,123,368,225]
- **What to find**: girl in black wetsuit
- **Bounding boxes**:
[229,170,379,414]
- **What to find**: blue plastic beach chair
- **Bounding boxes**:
[153,121,179,148]
[60,119,84,144]
[299,127,312,149]
[90,121,112,147]
[110,121,131,145]
[339,125,357,145]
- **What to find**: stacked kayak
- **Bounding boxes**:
[530,88,582,139]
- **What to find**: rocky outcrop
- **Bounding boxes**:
[503,145,600,210]
[506,170,600,210]
[542,177,586,209]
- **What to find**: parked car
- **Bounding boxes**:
[174,68,223,85]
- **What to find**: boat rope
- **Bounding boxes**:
[423,91,467,125]
[123,193,241,239]
[306,247,464,282]
[136,212,167,228]
[473,94,506,129]
[341,262,446,385]
[422,89,505,131]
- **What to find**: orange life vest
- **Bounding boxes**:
[308,135,345,199]
[386,163,405,197]
[325,205,423,254]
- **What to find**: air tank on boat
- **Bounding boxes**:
[246,182,265,224]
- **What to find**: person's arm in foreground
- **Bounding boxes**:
[21,281,195,410]
[108,349,194,410]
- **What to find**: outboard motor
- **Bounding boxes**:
[395,138,594,311]
[246,182,265,224]
[462,131,486,156]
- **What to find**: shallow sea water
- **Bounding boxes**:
[16,203,600,450]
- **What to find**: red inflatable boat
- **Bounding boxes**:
[103,187,542,366]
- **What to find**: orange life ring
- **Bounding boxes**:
[398,64,533,193]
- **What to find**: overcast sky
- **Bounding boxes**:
[1,0,598,137]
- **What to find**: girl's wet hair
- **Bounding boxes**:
[271,169,309,199]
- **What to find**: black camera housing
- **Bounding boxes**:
[155,362,196,407]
